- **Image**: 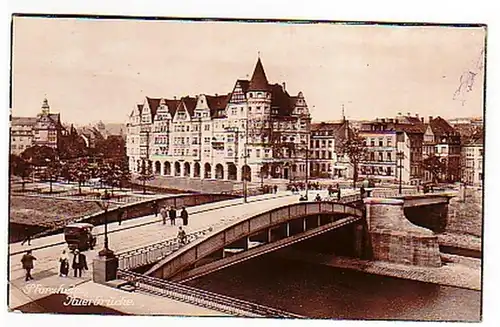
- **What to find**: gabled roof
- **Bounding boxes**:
[429,116,458,136]
[269,83,294,116]
[237,80,250,93]
[206,94,230,118]
[179,96,198,117]
[248,58,270,91]
[146,97,161,118]
[395,123,426,134]
[164,99,180,117]
[12,117,37,126]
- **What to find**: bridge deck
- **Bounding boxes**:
[9,191,326,281]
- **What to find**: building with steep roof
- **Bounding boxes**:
[423,116,461,182]
[309,120,351,178]
[126,58,311,187]
[10,98,66,155]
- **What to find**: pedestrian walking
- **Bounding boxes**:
[161,206,168,225]
[118,208,126,226]
[180,207,189,226]
[21,227,32,246]
[315,193,322,202]
[59,249,69,277]
[169,206,177,226]
[72,249,88,278]
[177,226,187,245]
[273,185,278,194]
[21,250,36,281]
[152,201,159,217]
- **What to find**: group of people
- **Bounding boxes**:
[20,247,88,282]
[159,205,189,226]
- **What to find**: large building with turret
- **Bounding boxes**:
[126,58,311,190]
[11,98,65,155]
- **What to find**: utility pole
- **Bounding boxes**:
[397,150,404,195]
[244,123,249,203]
[305,144,309,199]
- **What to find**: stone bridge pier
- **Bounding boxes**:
[364,198,441,267]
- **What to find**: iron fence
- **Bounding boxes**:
[117,269,302,318]
[117,227,213,270]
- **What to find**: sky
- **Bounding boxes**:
[11,16,486,125]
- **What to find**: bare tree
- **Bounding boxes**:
[338,128,367,189]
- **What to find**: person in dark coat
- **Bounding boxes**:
[21,227,32,246]
[161,206,168,225]
[337,187,341,201]
[59,249,69,277]
[118,208,126,226]
[21,250,36,281]
[72,249,88,277]
[169,207,177,226]
[180,207,189,226]
[152,201,159,217]
[273,185,278,194]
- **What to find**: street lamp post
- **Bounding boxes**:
[98,190,114,257]
[397,151,404,195]
[305,145,309,199]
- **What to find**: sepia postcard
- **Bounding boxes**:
[5,10,489,324]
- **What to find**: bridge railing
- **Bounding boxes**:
[371,188,420,198]
[116,269,303,318]
[117,227,213,270]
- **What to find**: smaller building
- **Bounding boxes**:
[309,120,350,179]
[11,98,68,156]
[32,98,65,150]
[423,116,461,183]
[462,134,483,186]
[359,113,426,185]
[10,117,36,155]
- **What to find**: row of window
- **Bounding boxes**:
[363,137,394,147]
[310,139,333,149]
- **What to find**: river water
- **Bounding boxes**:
[187,252,481,321]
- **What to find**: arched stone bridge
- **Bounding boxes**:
[145,201,365,282]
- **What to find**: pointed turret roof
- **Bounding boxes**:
[248,58,269,91]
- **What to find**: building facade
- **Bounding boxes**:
[309,120,350,179]
[10,117,37,155]
[358,114,426,185]
[126,58,311,185]
[422,116,461,183]
[462,135,483,186]
[11,98,65,155]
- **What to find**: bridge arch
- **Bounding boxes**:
[174,162,181,176]
[227,163,237,180]
[215,164,224,179]
[193,162,201,178]
[204,163,212,179]
[145,201,363,282]
[154,161,161,174]
[184,162,191,177]
[163,161,171,176]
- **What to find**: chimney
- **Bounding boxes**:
[407,112,411,116]
[282,82,286,91]
[421,117,424,123]
[174,96,177,100]
[215,93,218,97]
[415,113,419,118]
[429,116,433,122]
